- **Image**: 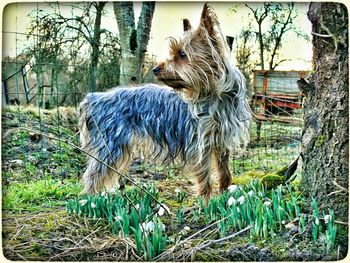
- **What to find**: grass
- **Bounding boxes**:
[232,145,301,175]
[3,178,82,212]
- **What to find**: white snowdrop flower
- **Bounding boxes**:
[142,221,155,232]
[228,185,239,193]
[263,201,271,207]
[315,217,320,225]
[282,220,286,225]
[184,226,191,232]
[134,204,140,210]
[101,191,107,197]
[115,215,122,221]
[158,204,170,216]
[248,190,255,197]
[238,195,245,205]
[158,207,165,216]
[324,215,331,224]
[227,196,237,207]
[175,188,182,194]
[108,187,116,193]
[147,222,155,232]
[159,222,166,231]
[79,199,88,206]
[91,202,96,208]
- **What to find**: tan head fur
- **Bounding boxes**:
[154,3,238,102]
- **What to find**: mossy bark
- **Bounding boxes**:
[301,3,348,221]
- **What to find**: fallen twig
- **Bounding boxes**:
[195,225,252,251]
[332,180,348,193]
[155,215,231,261]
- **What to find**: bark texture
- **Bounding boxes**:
[89,2,106,92]
[114,2,155,85]
[301,3,348,220]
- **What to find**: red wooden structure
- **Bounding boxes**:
[251,70,307,121]
[251,70,308,140]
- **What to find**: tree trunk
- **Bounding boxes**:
[258,22,265,70]
[301,3,348,221]
[114,2,155,85]
[89,2,106,92]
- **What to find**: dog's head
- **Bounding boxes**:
[153,3,240,101]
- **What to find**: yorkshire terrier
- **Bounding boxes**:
[79,3,251,199]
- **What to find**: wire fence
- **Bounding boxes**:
[2,2,304,188]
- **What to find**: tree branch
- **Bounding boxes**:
[311,31,334,38]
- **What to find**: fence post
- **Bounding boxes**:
[2,80,9,107]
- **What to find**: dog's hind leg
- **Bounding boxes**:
[212,148,232,192]
[80,146,132,194]
[81,156,110,194]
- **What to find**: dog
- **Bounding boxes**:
[78,3,251,199]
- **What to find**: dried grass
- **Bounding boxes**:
[2,209,135,261]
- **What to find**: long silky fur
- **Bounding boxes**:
[79,4,251,196]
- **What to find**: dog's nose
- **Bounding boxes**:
[152,66,161,76]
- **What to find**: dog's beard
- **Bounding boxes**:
[156,70,189,90]
[158,78,187,90]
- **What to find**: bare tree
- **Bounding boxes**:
[113,2,155,85]
[27,2,113,95]
[58,2,107,92]
[299,3,348,221]
[245,3,308,70]
[245,3,271,70]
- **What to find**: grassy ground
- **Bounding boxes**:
[1,106,347,261]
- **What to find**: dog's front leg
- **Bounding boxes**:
[213,148,232,192]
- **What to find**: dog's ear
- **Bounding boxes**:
[183,19,192,32]
[200,3,218,37]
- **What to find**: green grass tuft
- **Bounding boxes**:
[3,179,82,211]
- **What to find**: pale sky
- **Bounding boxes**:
[2,2,312,70]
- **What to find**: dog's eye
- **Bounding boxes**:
[179,50,186,59]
